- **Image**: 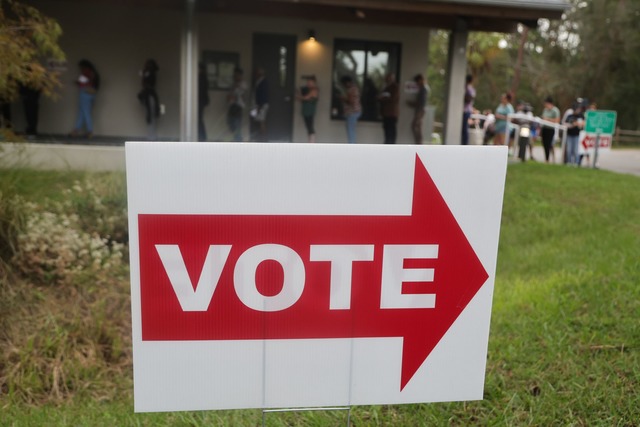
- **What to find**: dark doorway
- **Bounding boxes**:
[251,33,296,142]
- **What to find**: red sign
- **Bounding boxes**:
[581,133,612,150]
[138,155,488,390]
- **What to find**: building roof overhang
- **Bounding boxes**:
[198,0,569,32]
[63,0,570,32]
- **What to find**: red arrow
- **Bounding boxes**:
[138,155,488,390]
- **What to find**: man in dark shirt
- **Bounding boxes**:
[378,73,400,144]
[565,105,584,165]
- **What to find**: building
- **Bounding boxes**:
[18,0,567,144]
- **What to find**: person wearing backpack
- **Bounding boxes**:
[70,59,99,138]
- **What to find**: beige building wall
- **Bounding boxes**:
[28,1,182,139]
[18,2,430,144]
[199,16,430,144]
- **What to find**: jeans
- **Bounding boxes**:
[74,88,95,133]
[566,134,580,165]
[382,117,397,144]
[412,110,425,144]
[147,95,157,141]
[462,111,471,145]
[345,111,361,144]
[228,115,243,142]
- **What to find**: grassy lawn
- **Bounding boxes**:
[1,162,639,425]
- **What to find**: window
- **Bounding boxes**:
[331,39,401,121]
[202,51,239,91]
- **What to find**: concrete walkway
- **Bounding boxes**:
[2,140,639,177]
[0,142,125,172]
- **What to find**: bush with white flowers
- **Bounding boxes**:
[12,180,127,286]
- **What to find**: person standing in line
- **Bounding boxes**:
[297,75,319,143]
[493,92,514,146]
[564,104,584,165]
[540,96,561,162]
[378,73,399,144]
[70,59,99,138]
[407,74,428,144]
[514,101,536,161]
[137,59,160,141]
[227,67,247,142]
[340,75,361,144]
[250,67,269,142]
[481,109,496,145]
[462,74,475,145]
[578,101,597,167]
[560,103,575,164]
[198,62,210,141]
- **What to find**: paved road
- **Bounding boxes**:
[594,148,640,177]
[519,146,640,177]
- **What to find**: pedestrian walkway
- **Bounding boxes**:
[0,135,126,171]
[2,138,639,177]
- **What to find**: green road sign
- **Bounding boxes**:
[585,110,617,134]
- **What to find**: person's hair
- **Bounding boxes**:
[145,59,159,72]
[466,74,473,84]
[340,75,353,85]
[503,92,512,102]
[234,67,243,75]
[78,59,99,90]
[78,59,94,70]
[414,74,423,83]
[544,96,554,104]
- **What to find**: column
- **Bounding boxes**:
[442,20,469,145]
[180,0,198,141]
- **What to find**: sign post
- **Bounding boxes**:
[126,143,508,413]
[583,110,617,168]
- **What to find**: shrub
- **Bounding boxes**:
[13,204,124,286]
[0,172,132,404]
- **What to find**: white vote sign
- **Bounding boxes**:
[126,142,508,413]
[578,130,613,155]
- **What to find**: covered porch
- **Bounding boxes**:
[18,0,567,144]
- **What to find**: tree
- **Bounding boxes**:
[426,1,640,128]
[427,31,512,121]
[0,0,64,104]
[531,0,640,127]
[573,0,640,128]
[466,32,513,112]
[426,30,449,122]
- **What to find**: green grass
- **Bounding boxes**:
[1,162,639,425]
[0,168,89,203]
